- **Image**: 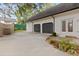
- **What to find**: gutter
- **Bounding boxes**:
[52,16,55,32]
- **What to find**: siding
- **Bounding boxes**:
[54,9,79,37]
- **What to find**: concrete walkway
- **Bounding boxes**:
[0,31,69,56]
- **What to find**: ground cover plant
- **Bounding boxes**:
[46,35,79,55]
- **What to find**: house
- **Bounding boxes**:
[26,3,79,38]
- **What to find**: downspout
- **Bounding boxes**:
[31,21,33,32]
[52,16,55,32]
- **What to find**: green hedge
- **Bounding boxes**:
[14,23,26,31]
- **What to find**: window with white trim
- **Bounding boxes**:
[68,20,73,32]
[62,21,66,32]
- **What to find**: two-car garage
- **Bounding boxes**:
[34,22,53,33]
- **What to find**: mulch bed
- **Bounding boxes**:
[46,36,79,56]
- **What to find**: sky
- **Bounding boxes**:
[0,3,17,20]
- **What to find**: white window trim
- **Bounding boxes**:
[61,18,73,32]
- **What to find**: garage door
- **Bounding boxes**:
[42,22,53,33]
[34,24,40,32]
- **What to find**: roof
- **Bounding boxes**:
[27,3,79,21]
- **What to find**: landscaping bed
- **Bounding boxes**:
[46,33,79,55]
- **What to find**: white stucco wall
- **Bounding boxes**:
[54,9,79,38]
[32,16,54,33]
[26,22,33,32]
[27,8,79,38]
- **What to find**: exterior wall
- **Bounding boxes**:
[32,16,54,33]
[54,9,79,38]
[3,23,14,34]
[26,8,79,38]
[26,22,33,32]
[0,23,4,36]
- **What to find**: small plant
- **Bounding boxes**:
[52,32,57,37]
[67,44,77,54]
[59,38,77,54]
[59,38,70,51]
[48,39,59,48]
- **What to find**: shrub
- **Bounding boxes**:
[59,38,77,54]
[52,32,57,37]
[46,36,79,55]
[75,46,79,54]
[67,44,77,54]
[48,39,59,48]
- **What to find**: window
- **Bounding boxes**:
[62,21,66,32]
[68,20,73,32]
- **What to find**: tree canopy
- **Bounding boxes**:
[16,3,57,23]
[0,3,57,23]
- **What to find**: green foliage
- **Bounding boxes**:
[14,23,26,31]
[47,36,79,55]
[15,3,57,22]
[52,32,57,37]
[59,38,77,54]
[16,3,35,16]
[15,3,36,23]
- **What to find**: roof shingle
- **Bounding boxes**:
[27,3,79,21]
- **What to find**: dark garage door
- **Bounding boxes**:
[34,24,40,32]
[42,22,53,33]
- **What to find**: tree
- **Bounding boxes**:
[15,3,57,23]
[3,3,18,19]
[15,3,36,23]
[0,3,18,22]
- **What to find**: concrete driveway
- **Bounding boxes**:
[0,31,69,56]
